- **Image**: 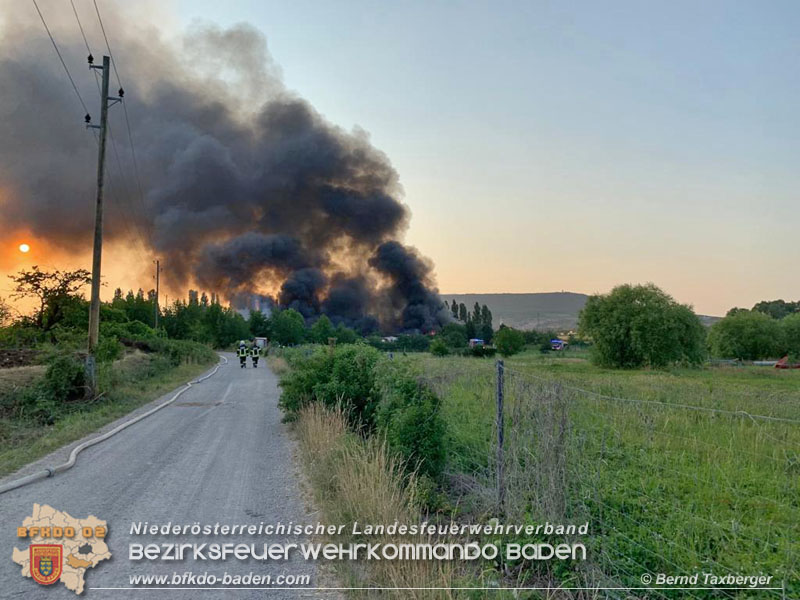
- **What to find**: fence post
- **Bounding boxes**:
[496,359,505,513]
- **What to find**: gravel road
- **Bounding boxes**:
[0,353,339,599]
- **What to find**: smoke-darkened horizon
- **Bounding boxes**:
[0,2,448,333]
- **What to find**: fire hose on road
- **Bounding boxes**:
[0,354,228,496]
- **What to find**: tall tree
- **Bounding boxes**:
[480,304,492,328]
[9,266,91,331]
[248,310,271,337]
[752,299,799,320]
[0,296,11,327]
[579,283,706,368]
[271,309,306,345]
[458,303,467,322]
[310,314,336,343]
[708,310,782,360]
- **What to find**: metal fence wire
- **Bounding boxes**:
[418,358,798,599]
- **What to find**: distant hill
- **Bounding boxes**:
[440,292,589,331]
[441,292,721,331]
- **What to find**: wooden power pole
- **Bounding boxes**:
[86,55,113,388]
[154,259,161,329]
[86,54,124,391]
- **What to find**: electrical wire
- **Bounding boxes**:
[73,0,154,259]
[31,0,89,116]
[70,0,92,55]
[92,0,153,248]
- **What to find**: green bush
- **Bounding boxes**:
[495,327,525,357]
[15,353,87,424]
[102,320,157,340]
[708,310,782,360]
[374,370,446,479]
[430,337,449,356]
[579,283,706,368]
[334,323,359,344]
[780,313,800,358]
[310,315,336,344]
[95,336,123,363]
[440,323,468,348]
[0,323,43,348]
[462,345,496,358]
[279,345,383,427]
[48,325,87,351]
[42,354,86,401]
[278,350,335,416]
[279,345,448,480]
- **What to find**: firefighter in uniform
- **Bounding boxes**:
[250,342,260,368]
[237,341,248,368]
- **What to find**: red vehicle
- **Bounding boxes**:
[775,356,800,369]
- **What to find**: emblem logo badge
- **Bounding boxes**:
[30,544,63,585]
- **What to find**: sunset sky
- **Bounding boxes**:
[3,1,799,316]
[175,0,799,316]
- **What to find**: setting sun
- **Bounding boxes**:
[18,243,30,253]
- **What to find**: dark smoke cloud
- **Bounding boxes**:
[370,241,448,333]
[322,275,379,334]
[0,2,447,332]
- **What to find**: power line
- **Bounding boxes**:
[31,0,89,116]
[92,0,153,249]
[30,1,151,298]
[106,122,154,261]
[92,0,121,86]
[86,81,151,266]
[70,0,92,55]
[76,0,153,256]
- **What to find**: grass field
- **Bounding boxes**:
[403,349,800,598]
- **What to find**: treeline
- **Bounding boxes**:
[751,299,800,320]
[577,283,800,367]
[446,300,494,341]
[709,307,800,361]
[0,267,434,352]
[0,268,217,431]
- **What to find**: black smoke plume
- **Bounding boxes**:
[0,2,448,333]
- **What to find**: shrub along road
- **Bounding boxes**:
[0,353,336,598]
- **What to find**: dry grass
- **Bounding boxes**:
[266,355,290,376]
[295,404,456,599]
[0,364,46,395]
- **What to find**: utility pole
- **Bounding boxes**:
[87,55,110,357]
[85,55,122,389]
[154,259,161,329]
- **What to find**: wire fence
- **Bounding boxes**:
[417,358,798,599]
